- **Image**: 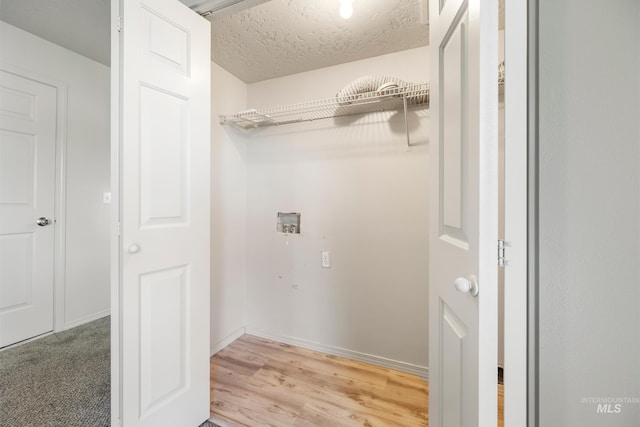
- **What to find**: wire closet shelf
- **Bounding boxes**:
[219,83,430,130]
[220,62,504,150]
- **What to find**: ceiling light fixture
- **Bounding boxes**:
[339,0,354,19]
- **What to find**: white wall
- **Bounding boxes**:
[210,62,249,353]
[243,47,430,373]
[1,22,110,329]
[538,1,640,425]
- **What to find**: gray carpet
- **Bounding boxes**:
[0,317,110,427]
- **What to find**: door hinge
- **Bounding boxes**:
[116,221,121,236]
[116,16,122,32]
[498,239,506,267]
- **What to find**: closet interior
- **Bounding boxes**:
[210,22,506,380]
[211,45,432,378]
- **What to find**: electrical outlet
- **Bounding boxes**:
[321,251,330,268]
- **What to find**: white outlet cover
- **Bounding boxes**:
[321,251,330,268]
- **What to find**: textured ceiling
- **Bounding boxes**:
[1,0,503,83]
[0,0,110,66]
[209,0,430,83]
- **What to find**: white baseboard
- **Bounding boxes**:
[62,309,110,331]
[245,328,429,380]
[2,310,110,352]
[210,326,246,356]
[0,331,55,353]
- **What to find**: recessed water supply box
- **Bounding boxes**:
[277,212,301,234]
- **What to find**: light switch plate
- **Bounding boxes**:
[103,192,112,204]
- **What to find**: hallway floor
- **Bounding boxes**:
[0,317,110,427]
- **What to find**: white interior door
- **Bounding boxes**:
[428,0,498,425]
[116,0,211,425]
[0,68,57,348]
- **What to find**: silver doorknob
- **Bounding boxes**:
[128,243,141,254]
[454,276,479,297]
[36,217,51,226]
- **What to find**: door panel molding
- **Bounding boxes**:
[439,5,470,249]
[139,264,190,417]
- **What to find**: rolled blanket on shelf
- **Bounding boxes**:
[336,76,428,106]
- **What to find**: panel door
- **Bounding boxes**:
[0,69,57,348]
[428,0,499,425]
[117,0,211,425]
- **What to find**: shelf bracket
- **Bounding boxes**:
[403,95,411,150]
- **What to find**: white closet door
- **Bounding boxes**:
[116,0,211,425]
[0,69,57,348]
[428,0,499,425]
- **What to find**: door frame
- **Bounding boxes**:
[526,0,539,425]
[0,61,69,339]
[107,0,533,425]
[51,76,68,335]
[110,1,122,425]
[503,0,529,425]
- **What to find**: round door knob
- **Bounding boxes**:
[454,276,479,297]
[128,244,141,254]
[36,217,51,226]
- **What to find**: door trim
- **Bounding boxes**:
[110,1,122,425]
[0,61,68,335]
[527,0,540,425]
[503,0,529,425]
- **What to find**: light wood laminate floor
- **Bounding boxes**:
[209,335,504,426]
